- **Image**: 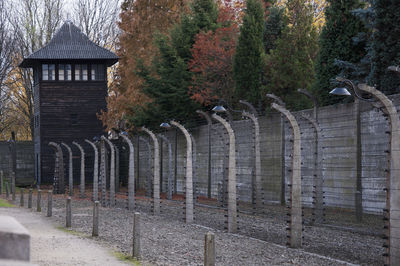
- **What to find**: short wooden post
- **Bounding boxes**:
[5,182,9,199]
[92,201,99,237]
[204,232,215,266]
[19,188,24,207]
[28,189,32,208]
[47,190,53,217]
[36,190,42,212]
[132,212,141,259]
[66,197,71,228]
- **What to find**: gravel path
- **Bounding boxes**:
[0,206,129,266]
[2,188,383,266]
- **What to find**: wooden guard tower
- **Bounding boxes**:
[20,21,118,185]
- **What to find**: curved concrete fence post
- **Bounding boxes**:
[102,136,116,206]
[99,139,107,207]
[61,142,74,196]
[300,113,324,224]
[141,127,161,215]
[85,139,99,201]
[49,142,65,194]
[241,110,262,211]
[120,134,135,210]
[358,83,400,265]
[170,121,194,223]
[196,110,213,198]
[271,103,302,248]
[211,114,237,233]
[72,142,86,198]
[159,134,173,200]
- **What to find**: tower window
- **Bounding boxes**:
[75,64,88,81]
[42,64,55,81]
[59,64,72,81]
[91,64,105,81]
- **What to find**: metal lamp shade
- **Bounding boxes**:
[212,105,227,113]
[160,122,171,129]
[330,87,351,96]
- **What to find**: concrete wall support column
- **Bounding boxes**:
[61,143,73,196]
[120,134,135,210]
[211,114,237,233]
[141,127,160,215]
[49,142,65,194]
[300,114,324,224]
[170,121,194,223]
[102,137,116,206]
[73,142,86,198]
[159,135,173,200]
[85,140,99,202]
[271,103,302,248]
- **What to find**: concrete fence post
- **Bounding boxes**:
[61,143,74,196]
[36,190,42,212]
[28,189,32,209]
[132,212,141,259]
[120,134,135,210]
[73,142,86,198]
[357,84,400,265]
[115,146,120,193]
[99,139,107,207]
[271,103,302,248]
[159,135,173,200]
[190,134,198,204]
[92,201,99,236]
[141,127,160,215]
[47,190,53,217]
[204,232,216,266]
[102,136,116,207]
[170,121,194,223]
[66,197,72,228]
[85,139,99,202]
[20,189,24,207]
[211,114,237,233]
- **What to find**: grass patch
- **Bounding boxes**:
[112,251,141,265]
[0,198,15,207]
[56,226,87,237]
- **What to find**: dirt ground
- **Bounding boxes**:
[2,187,383,265]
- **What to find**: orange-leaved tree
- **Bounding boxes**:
[100,0,190,131]
[188,3,240,107]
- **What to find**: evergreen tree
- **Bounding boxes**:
[313,0,366,106]
[234,0,265,105]
[263,2,285,54]
[129,0,219,129]
[370,0,400,94]
[265,0,319,110]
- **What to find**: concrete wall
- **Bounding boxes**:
[0,141,34,185]
[132,96,397,215]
